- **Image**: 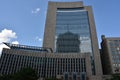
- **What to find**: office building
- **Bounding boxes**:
[101,35,120,75]
[0,1,103,80]
[0,43,93,80]
[43,1,102,78]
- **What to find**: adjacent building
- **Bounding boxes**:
[101,35,120,75]
[0,1,103,80]
[0,43,52,74]
[0,43,93,80]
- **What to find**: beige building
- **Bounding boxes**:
[101,35,120,75]
[0,44,102,80]
[43,1,102,80]
[0,1,103,80]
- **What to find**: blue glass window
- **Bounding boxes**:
[55,8,93,54]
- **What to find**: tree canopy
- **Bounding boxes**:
[110,73,120,80]
[0,67,39,80]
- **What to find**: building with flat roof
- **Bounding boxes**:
[43,1,102,79]
[101,35,120,75]
[0,1,103,80]
[0,43,93,80]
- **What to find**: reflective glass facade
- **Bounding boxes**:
[55,8,93,54]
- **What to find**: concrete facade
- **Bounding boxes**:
[0,1,103,80]
[43,1,102,79]
[101,35,120,75]
[0,48,93,80]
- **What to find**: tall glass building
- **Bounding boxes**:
[43,0,102,77]
[0,1,103,80]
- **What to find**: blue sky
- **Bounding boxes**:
[0,0,120,53]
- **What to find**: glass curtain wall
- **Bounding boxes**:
[55,8,92,54]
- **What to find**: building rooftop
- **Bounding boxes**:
[3,42,53,53]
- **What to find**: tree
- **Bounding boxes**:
[0,74,13,80]
[45,77,57,80]
[14,67,39,80]
[110,73,120,80]
[0,67,39,80]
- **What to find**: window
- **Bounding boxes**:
[55,8,93,54]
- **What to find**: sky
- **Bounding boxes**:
[0,0,120,54]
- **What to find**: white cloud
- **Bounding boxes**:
[12,41,19,44]
[0,29,18,55]
[38,38,42,41]
[35,36,42,42]
[0,29,17,43]
[32,8,40,14]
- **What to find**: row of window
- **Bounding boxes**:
[56,17,88,21]
[56,31,90,36]
[0,53,86,78]
[56,21,89,25]
[112,55,120,58]
[56,26,89,30]
[57,12,87,16]
[112,57,120,63]
[113,64,120,67]
[109,40,120,47]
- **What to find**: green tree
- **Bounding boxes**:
[0,67,39,80]
[13,67,39,80]
[45,77,57,80]
[110,73,120,80]
[0,74,13,80]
